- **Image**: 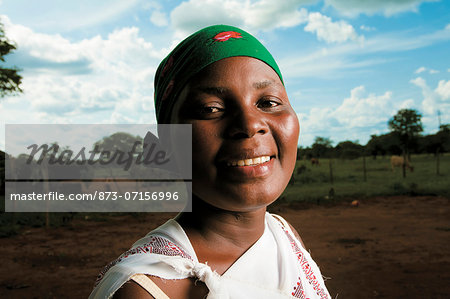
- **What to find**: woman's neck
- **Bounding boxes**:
[175,196,267,273]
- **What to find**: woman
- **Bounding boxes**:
[90,25,330,299]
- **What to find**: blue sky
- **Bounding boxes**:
[0,0,449,149]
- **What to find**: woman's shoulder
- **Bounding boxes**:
[113,275,208,299]
[124,218,194,261]
[267,212,306,250]
[90,219,197,299]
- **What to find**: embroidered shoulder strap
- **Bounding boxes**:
[270,213,300,241]
[271,213,290,228]
[94,234,192,287]
[269,213,330,299]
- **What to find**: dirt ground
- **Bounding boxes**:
[1,195,449,299]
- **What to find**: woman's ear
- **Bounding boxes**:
[147,125,192,180]
[142,130,174,174]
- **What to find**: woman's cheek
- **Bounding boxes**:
[190,122,220,170]
[275,110,300,151]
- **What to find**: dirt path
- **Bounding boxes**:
[1,195,449,298]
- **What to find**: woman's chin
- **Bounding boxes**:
[192,184,283,213]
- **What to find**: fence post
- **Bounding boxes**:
[402,152,407,178]
[436,148,440,175]
[329,159,334,185]
[363,155,367,182]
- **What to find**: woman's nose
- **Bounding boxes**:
[226,107,268,139]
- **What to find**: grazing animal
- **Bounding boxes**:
[311,158,319,166]
[390,155,414,172]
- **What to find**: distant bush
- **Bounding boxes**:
[341,149,361,160]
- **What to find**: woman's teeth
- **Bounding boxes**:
[227,156,271,167]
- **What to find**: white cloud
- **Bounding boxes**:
[170,0,312,37]
[150,10,169,27]
[0,0,141,33]
[415,66,427,74]
[360,25,376,32]
[435,80,450,100]
[304,12,362,43]
[399,98,416,109]
[3,16,165,70]
[1,17,164,130]
[241,0,310,29]
[411,77,427,89]
[298,86,411,145]
[335,86,403,127]
[168,0,441,37]
[5,21,85,64]
[415,66,439,74]
[281,25,450,79]
[169,0,364,45]
[411,77,450,116]
[362,24,450,53]
[324,0,438,17]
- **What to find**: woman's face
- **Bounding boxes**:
[171,57,299,212]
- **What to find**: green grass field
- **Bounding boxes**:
[1,153,448,235]
[281,153,450,203]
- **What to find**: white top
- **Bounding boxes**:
[89,213,331,299]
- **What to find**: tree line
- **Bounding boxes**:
[298,109,450,160]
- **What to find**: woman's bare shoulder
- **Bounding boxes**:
[113,279,155,299]
[113,275,208,299]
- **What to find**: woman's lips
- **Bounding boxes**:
[226,155,271,167]
[218,156,275,179]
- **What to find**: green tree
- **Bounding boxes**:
[335,140,364,159]
[388,109,423,159]
[0,20,22,97]
[366,132,403,159]
[311,136,333,158]
[94,132,143,154]
[419,124,450,154]
[366,134,384,159]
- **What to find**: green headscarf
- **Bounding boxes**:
[154,24,283,123]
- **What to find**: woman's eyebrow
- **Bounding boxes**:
[193,80,279,95]
[196,86,229,95]
[253,80,276,89]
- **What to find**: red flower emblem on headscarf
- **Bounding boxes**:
[213,31,242,42]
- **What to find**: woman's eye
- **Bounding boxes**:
[258,98,281,109]
[190,103,224,119]
[200,106,221,113]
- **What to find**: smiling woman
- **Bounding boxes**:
[89,25,331,299]
[172,57,299,212]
